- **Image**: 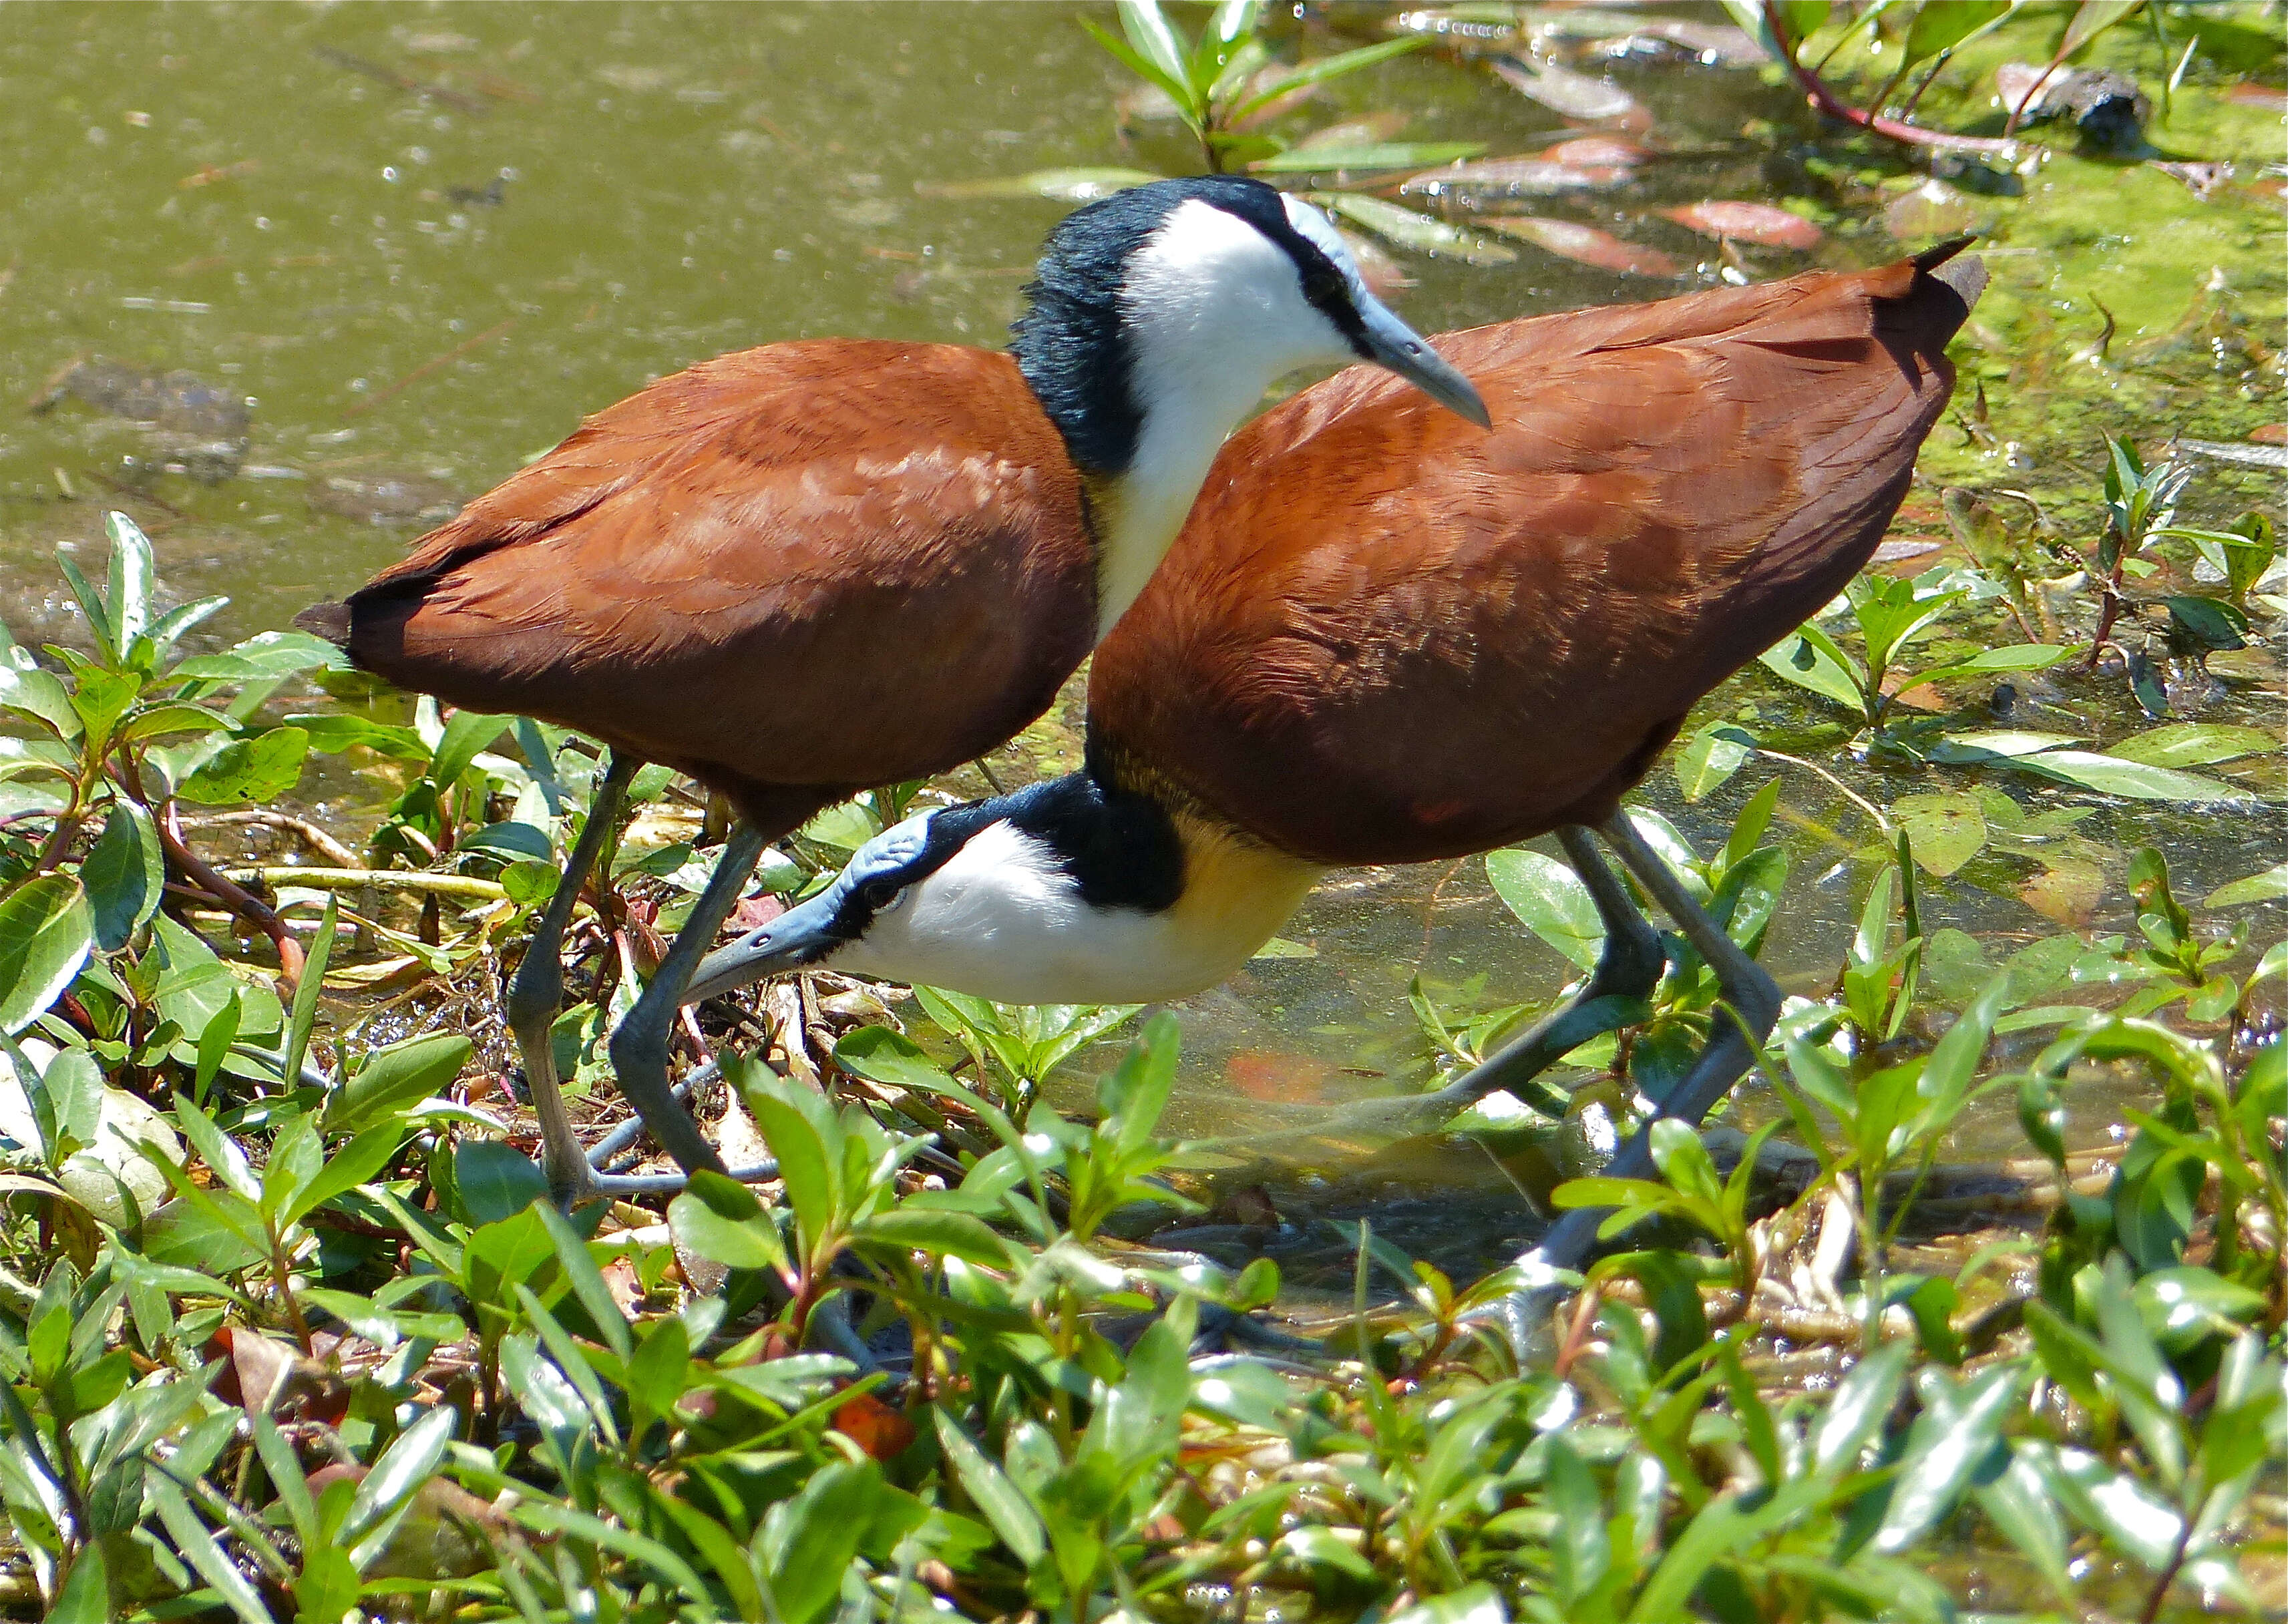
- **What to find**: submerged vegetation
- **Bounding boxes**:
[0,1,2282,1620]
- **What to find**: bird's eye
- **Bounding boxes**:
[858,877,904,913]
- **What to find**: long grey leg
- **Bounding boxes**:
[605,823,767,1181]
[506,752,636,1206]
[1481,812,1783,1356]
[1410,826,1666,1120]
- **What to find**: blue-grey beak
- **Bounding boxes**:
[1356,298,1491,429]
[682,879,852,1006]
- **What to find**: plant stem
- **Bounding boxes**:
[1765,2,2022,155]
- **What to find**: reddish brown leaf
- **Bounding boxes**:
[1539,135,1648,168]
[1660,201,1824,250]
[1225,1050,1344,1104]
[1399,158,1629,204]
[1481,216,1680,276]
[833,1391,916,1460]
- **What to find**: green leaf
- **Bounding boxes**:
[323,1033,471,1134]
[859,1207,1018,1269]
[278,1121,409,1231]
[1874,1364,2022,1552]
[282,892,335,1100]
[170,630,345,683]
[1235,37,1427,119]
[429,709,512,789]
[1543,1434,1609,1603]
[1904,0,2009,63]
[452,1139,547,1225]
[1249,141,1485,174]
[1485,847,1603,970]
[1102,1009,1181,1159]
[932,1410,1045,1567]
[345,1402,455,1556]
[55,554,117,665]
[1811,1339,1909,1473]
[1308,192,1516,266]
[2111,723,2275,769]
[178,727,309,805]
[922,166,1163,203]
[1974,1445,2077,1606]
[1932,738,2241,803]
[103,512,156,652]
[2206,862,2288,909]
[2055,0,2145,65]
[1385,1582,1505,1624]
[81,801,163,952]
[286,713,431,760]
[1675,722,1755,802]
[0,875,93,1036]
[1891,793,1987,878]
[67,666,142,745]
[1079,16,1195,122]
[2161,594,2247,650]
[669,1169,789,1273]
[1757,625,1865,708]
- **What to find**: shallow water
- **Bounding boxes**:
[3,5,2283,1202]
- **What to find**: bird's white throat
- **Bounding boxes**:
[829,815,1324,1006]
[1089,198,1361,638]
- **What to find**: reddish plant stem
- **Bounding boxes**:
[1766,2,2022,156]
[157,802,307,993]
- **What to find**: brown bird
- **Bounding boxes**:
[687,243,1986,1281]
[298,176,1488,1202]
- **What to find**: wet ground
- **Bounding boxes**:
[4,4,2284,1276]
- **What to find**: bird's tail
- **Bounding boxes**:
[293,602,353,651]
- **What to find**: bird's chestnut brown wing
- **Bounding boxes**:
[1095,259,1958,867]
[343,343,1094,793]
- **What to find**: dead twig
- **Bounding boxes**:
[183,809,360,868]
[345,317,518,418]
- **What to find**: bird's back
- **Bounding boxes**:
[304,340,1095,827]
[1091,247,1985,866]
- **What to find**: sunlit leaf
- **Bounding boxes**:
[1659,200,1823,250]
[1482,216,1679,276]
[0,875,93,1035]
[1308,192,1517,264]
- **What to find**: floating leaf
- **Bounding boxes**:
[1885,178,1982,240]
[918,168,1160,202]
[1929,734,2241,803]
[1893,793,1987,877]
[1251,141,1485,175]
[1659,200,1823,250]
[2108,723,2273,769]
[1481,216,1678,276]
[2021,859,2105,926]
[1399,156,1630,203]
[1308,192,1516,264]
[1491,56,1647,126]
[2207,862,2288,909]
[1541,135,1648,167]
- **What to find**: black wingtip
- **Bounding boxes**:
[293,602,353,648]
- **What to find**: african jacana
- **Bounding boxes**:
[686,242,1987,1281]
[300,176,1488,1202]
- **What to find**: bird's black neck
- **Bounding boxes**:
[1010,247,1140,480]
